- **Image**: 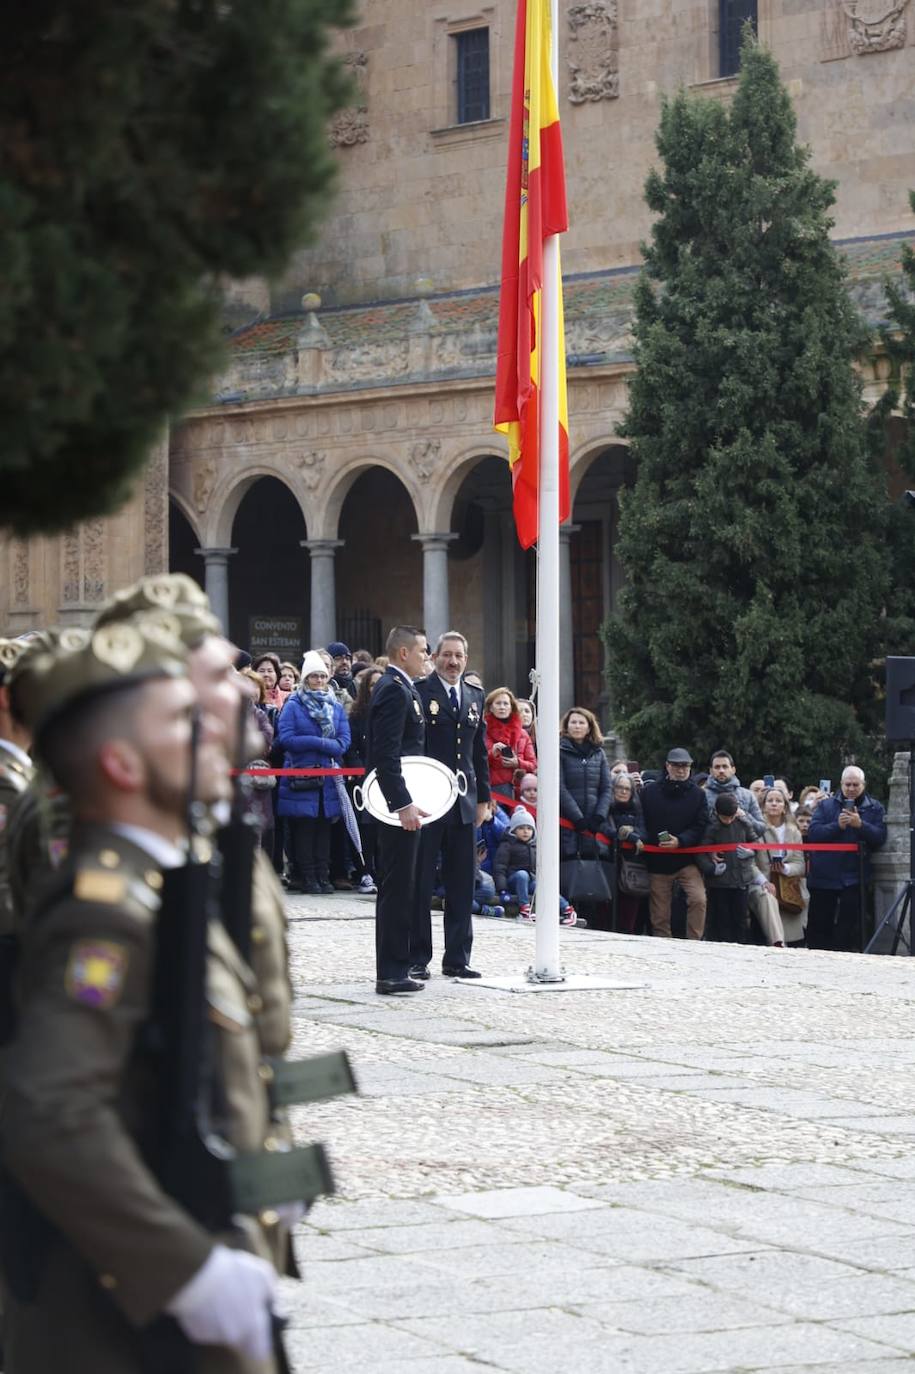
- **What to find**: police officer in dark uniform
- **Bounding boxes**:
[365,626,429,994]
[410,632,489,979]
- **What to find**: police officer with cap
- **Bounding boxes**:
[0,618,282,1371]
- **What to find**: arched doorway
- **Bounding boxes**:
[336,468,420,656]
[571,445,634,719]
[168,500,203,588]
[229,477,308,658]
[448,454,533,695]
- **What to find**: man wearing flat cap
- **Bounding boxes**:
[639,748,709,939]
[0,620,288,1370]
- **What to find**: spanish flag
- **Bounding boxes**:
[494,0,570,551]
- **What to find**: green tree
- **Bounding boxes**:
[604,32,890,786]
[0,0,353,535]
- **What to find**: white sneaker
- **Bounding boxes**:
[358,874,377,894]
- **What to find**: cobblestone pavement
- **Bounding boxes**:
[280,892,915,1372]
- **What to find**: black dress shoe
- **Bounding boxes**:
[408,966,430,980]
[442,965,482,979]
[375,978,425,995]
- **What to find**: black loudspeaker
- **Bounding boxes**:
[886,657,915,741]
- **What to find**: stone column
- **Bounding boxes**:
[559,524,580,713]
[872,751,912,931]
[411,532,458,649]
[302,539,343,648]
[195,546,236,632]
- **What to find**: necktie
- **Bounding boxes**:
[449,686,459,715]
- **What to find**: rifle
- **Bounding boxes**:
[218,697,260,963]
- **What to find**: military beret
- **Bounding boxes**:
[95,573,221,649]
[18,617,188,744]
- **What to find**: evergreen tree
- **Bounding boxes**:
[0,0,353,535]
[604,32,889,786]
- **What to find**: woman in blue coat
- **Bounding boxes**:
[277,651,351,894]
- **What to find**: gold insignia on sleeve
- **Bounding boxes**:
[74,870,128,904]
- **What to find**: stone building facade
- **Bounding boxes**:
[2,0,914,720]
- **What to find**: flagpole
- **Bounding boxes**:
[531,0,563,983]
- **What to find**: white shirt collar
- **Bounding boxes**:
[108,824,185,870]
[436,674,460,704]
[0,738,32,770]
[389,664,415,688]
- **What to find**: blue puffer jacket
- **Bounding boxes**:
[276,693,351,820]
[807,792,887,890]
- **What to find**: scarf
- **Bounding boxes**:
[297,686,336,737]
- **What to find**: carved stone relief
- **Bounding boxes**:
[11,540,30,608]
[294,450,327,491]
[567,1,619,104]
[324,341,409,382]
[410,439,441,483]
[143,440,168,576]
[329,51,369,147]
[62,532,81,605]
[82,519,107,603]
[193,456,218,514]
[844,0,909,52]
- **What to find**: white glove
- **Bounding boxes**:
[165,1244,277,1360]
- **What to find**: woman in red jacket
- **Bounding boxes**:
[484,686,537,806]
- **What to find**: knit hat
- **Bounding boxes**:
[301,650,329,679]
[327,641,351,659]
[509,806,536,835]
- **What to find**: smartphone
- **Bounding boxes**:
[763,774,775,788]
[658,830,673,843]
[626,760,640,773]
[842,798,855,811]
[819,779,831,794]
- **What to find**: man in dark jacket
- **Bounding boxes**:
[410,631,489,980]
[807,766,886,951]
[366,626,430,993]
[640,748,709,939]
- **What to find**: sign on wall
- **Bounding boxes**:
[249,615,304,660]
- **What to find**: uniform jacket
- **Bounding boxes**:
[807,792,887,890]
[639,776,709,874]
[0,739,34,936]
[415,675,490,825]
[0,826,289,1374]
[483,713,537,793]
[493,835,536,892]
[275,693,350,820]
[365,667,426,813]
[559,738,612,859]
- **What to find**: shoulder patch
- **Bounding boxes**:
[65,940,129,1009]
[74,869,128,904]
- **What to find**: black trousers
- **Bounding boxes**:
[807,886,862,952]
[706,887,748,944]
[289,815,332,882]
[375,824,421,980]
[411,810,475,971]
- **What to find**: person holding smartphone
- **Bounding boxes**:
[639,747,709,939]
[483,687,536,804]
[806,765,886,951]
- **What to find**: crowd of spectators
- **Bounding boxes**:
[237,640,887,952]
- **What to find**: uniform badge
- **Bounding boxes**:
[468,703,480,725]
[65,940,129,1010]
[92,624,144,674]
[429,700,439,717]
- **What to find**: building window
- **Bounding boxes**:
[719,0,757,78]
[455,28,490,124]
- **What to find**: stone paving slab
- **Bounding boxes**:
[281,897,915,1370]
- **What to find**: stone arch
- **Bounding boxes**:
[227,475,309,656]
[334,465,423,656]
[168,497,204,588]
[319,453,423,541]
[168,489,202,544]
[207,465,309,549]
[428,441,509,535]
[569,435,631,506]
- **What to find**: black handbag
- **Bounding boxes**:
[287,775,322,792]
[559,858,615,904]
